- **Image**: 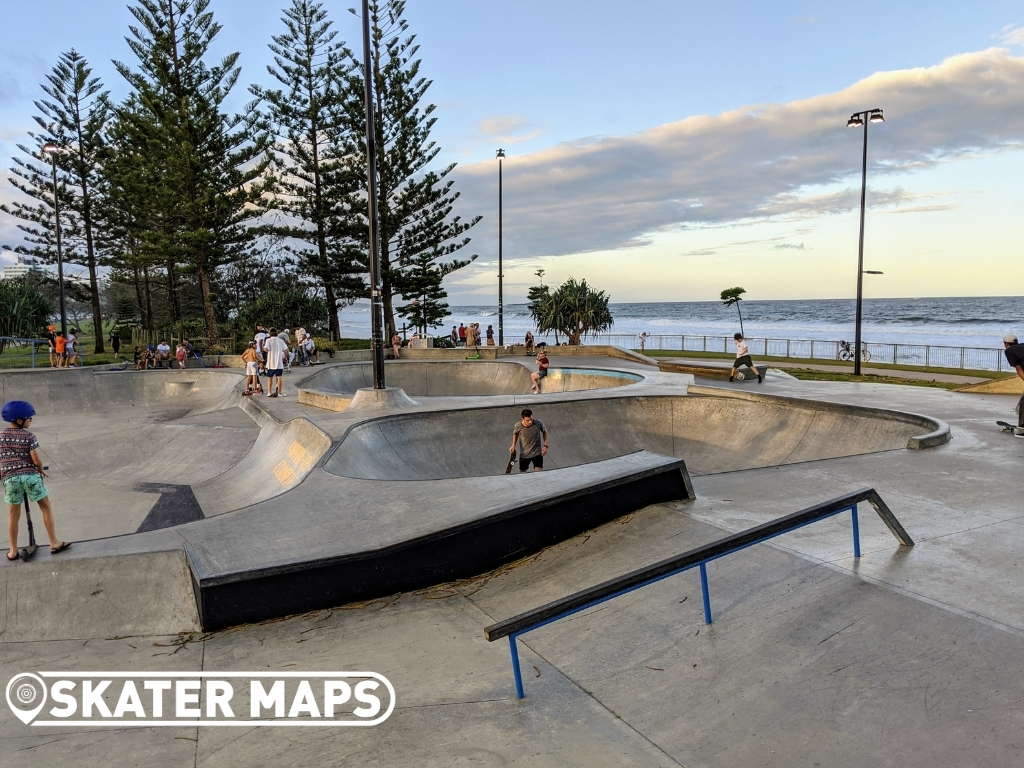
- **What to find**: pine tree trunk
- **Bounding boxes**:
[197,257,219,344]
[166,259,180,325]
[142,264,154,330]
[133,264,145,326]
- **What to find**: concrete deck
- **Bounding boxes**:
[2,354,1021,765]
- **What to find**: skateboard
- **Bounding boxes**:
[997,421,1019,433]
[733,364,767,383]
[505,450,516,474]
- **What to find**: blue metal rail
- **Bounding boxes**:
[484,487,911,699]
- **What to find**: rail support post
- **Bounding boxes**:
[851,504,861,558]
[699,562,713,624]
[508,635,526,700]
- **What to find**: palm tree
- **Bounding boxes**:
[530,277,613,345]
[720,287,746,336]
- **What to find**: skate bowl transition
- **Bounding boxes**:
[0,361,949,637]
[325,392,948,480]
[301,360,644,397]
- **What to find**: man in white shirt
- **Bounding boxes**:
[254,325,268,372]
[729,332,762,383]
[156,339,171,369]
[263,327,289,397]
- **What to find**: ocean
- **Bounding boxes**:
[336,296,1024,350]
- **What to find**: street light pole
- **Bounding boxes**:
[361,0,385,389]
[847,108,884,376]
[497,148,505,346]
[42,142,67,339]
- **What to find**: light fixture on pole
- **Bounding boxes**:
[42,141,68,340]
[360,0,385,388]
[496,148,505,346]
[847,108,884,375]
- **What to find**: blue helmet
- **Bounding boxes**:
[2,400,36,425]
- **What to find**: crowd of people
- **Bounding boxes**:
[44,326,81,368]
[241,325,321,397]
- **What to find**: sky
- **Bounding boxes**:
[0,0,1022,304]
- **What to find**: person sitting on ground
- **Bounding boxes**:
[2,400,70,560]
[175,343,187,370]
[1003,333,1024,436]
[145,343,156,369]
[729,332,762,383]
[509,408,548,473]
[392,333,402,360]
[156,339,171,369]
[304,335,318,364]
[263,328,288,397]
[133,346,146,370]
[531,349,550,394]
[525,331,535,355]
[241,341,262,395]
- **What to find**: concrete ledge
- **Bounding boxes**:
[186,454,695,630]
[0,549,201,641]
[686,384,951,450]
[297,388,354,411]
[348,386,419,410]
[659,360,768,379]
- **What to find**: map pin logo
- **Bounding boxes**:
[6,673,48,725]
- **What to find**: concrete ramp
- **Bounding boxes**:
[325,393,946,480]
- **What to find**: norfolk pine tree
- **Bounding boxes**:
[114,0,272,343]
[1,50,111,349]
[346,0,479,338]
[256,0,365,340]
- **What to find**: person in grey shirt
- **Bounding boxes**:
[510,408,548,472]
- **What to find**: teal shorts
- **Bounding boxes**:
[3,474,48,505]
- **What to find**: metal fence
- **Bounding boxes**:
[576,334,1010,372]
[0,338,57,369]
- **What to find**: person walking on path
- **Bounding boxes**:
[263,328,289,397]
[109,328,121,356]
[2,401,70,561]
[486,325,495,346]
[241,341,262,395]
[531,349,550,393]
[509,408,548,473]
[1003,333,1024,436]
[392,333,402,360]
[729,332,762,383]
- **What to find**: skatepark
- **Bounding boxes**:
[3,349,1024,766]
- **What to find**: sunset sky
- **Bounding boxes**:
[1,0,1022,303]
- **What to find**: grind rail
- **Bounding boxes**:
[484,487,912,699]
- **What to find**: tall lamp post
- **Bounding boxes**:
[496,148,505,346]
[42,142,68,340]
[847,108,884,376]
[360,0,385,388]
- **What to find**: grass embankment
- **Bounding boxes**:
[639,348,1007,380]
[780,369,963,390]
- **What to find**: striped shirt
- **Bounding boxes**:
[0,428,39,480]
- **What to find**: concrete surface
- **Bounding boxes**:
[3,351,1023,765]
[958,373,1024,393]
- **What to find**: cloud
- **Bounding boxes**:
[475,114,542,145]
[451,48,1024,258]
[773,243,805,250]
[998,24,1024,47]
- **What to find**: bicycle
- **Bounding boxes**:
[838,340,871,363]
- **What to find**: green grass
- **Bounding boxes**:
[783,368,963,390]
[637,348,1008,379]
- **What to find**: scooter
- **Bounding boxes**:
[17,465,47,562]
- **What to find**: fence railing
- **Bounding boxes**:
[0,337,63,369]
[484,487,911,700]
[568,334,1010,372]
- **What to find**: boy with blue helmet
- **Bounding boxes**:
[1,401,70,561]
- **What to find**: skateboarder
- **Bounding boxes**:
[2,401,70,561]
[1003,333,1024,436]
[729,333,762,383]
[509,409,548,473]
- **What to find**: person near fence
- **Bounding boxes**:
[109,328,121,356]
[54,333,67,368]
[458,323,467,347]
[2,401,70,561]
[46,326,57,368]
[1003,333,1024,435]
[730,333,762,383]
[263,328,288,397]
[525,331,535,355]
[638,332,648,353]
[486,325,495,346]
[510,408,548,473]
[65,330,78,368]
